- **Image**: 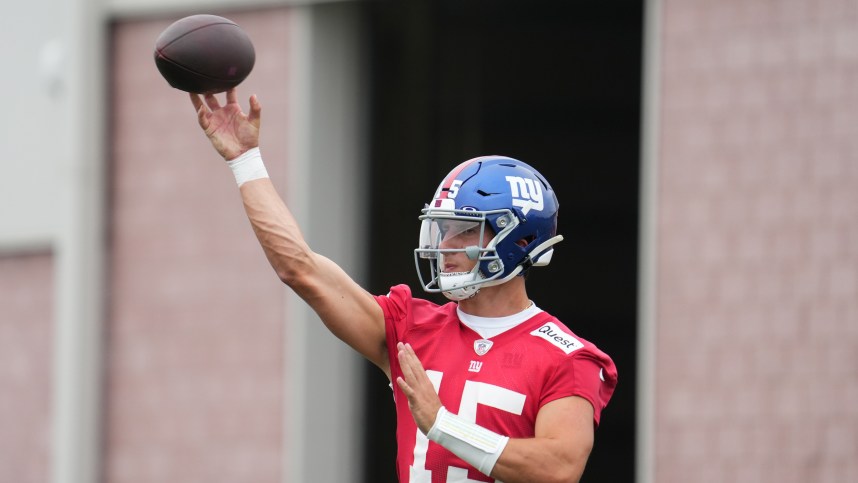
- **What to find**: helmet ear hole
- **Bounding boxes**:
[516,236,536,248]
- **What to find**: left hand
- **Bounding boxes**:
[395,342,443,434]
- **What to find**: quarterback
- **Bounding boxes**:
[190,89,617,482]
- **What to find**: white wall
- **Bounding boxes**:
[0,0,68,251]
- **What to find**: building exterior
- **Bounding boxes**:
[2,1,367,482]
[641,1,858,481]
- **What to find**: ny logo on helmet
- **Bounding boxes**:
[505,176,544,215]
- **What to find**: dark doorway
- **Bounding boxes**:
[362,1,641,481]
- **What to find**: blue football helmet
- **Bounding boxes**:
[414,155,563,300]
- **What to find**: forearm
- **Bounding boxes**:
[423,406,590,483]
[239,178,317,288]
[238,175,389,370]
[191,92,388,358]
[490,437,590,483]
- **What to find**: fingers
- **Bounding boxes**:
[204,93,221,111]
[397,342,423,378]
[395,376,411,396]
[397,342,416,382]
[397,342,431,396]
[396,342,442,434]
[226,88,238,105]
[398,341,418,360]
[248,94,262,126]
[189,92,204,113]
[395,343,418,399]
[197,106,209,130]
[192,95,210,130]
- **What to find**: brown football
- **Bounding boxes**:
[154,14,255,94]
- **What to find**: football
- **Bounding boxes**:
[153,14,255,94]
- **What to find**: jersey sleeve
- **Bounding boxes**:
[373,284,412,359]
[374,284,410,322]
[540,346,618,426]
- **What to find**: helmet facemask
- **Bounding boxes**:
[414,208,519,301]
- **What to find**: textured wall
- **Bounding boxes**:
[105,10,292,483]
[656,0,858,481]
[0,254,54,483]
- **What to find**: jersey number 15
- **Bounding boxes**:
[409,370,526,483]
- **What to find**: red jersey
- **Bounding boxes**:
[375,284,618,483]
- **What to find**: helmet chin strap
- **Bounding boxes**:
[439,271,483,301]
[437,248,485,301]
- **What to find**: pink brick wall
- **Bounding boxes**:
[656,0,858,481]
[0,253,53,483]
[105,11,293,483]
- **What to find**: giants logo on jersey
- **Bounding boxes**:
[505,175,544,215]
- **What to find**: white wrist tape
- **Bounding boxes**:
[427,406,510,476]
[226,147,269,187]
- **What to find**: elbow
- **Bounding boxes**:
[276,264,308,288]
[539,472,579,483]
[538,457,588,483]
[557,458,588,483]
[538,469,583,483]
[560,468,585,483]
[275,267,296,286]
[501,461,586,483]
[273,251,316,289]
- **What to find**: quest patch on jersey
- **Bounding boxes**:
[530,322,584,355]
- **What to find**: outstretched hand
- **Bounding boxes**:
[396,342,443,435]
[190,88,261,160]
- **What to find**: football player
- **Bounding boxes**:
[190,89,617,483]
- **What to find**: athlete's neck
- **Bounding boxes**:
[457,277,531,317]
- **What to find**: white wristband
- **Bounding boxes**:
[427,406,510,476]
[226,147,269,187]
